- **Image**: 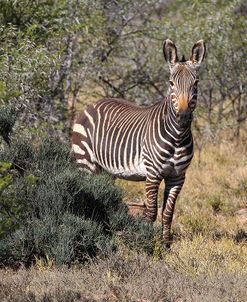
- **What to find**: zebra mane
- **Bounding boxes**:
[180,55,186,62]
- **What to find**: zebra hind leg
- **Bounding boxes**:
[75,156,100,173]
[72,122,101,173]
[72,142,100,173]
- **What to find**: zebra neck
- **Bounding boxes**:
[162,95,192,143]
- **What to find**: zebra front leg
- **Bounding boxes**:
[144,175,161,222]
[162,175,185,247]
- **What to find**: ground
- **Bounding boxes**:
[0,138,247,301]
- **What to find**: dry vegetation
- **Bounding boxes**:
[0,136,247,302]
[1,251,247,302]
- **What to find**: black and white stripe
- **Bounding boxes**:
[72,39,206,245]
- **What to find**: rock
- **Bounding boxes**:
[128,203,162,218]
[236,208,247,224]
[128,203,146,217]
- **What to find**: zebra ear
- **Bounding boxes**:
[190,40,206,66]
[163,39,178,68]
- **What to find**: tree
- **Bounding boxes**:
[0,0,246,144]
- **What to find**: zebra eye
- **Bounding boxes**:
[169,80,174,86]
[194,79,199,85]
[192,85,198,95]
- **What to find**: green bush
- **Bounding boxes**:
[109,207,155,254]
[0,137,155,266]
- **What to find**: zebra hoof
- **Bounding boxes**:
[128,203,146,217]
[162,237,173,249]
[164,241,172,249]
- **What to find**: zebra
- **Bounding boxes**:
[72,39,206,246]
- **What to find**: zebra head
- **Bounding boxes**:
[163,39,206,127]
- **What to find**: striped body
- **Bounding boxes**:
[72,39,206,245]
[72,98,193,180]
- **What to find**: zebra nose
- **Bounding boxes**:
[177,110,192,127]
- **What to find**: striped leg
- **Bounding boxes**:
[144,175,161,222]
[162,175,185,247]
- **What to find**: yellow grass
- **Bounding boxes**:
[116,138,247,277]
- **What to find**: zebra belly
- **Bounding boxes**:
[97,160,147,181]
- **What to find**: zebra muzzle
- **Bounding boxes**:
[177,110,193,127]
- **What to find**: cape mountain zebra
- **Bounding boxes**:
[72,39,206,245]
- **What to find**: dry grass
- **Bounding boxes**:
[1,251,247,302]
[119,138,247,239]
[1,139,247,301]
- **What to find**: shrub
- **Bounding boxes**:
[109,206,155,254]
[0,137,155,266]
